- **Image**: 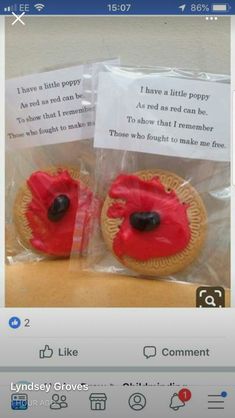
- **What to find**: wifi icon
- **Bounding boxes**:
[34,3,45,12]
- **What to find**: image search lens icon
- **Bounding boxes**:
[9,317,21,329]
[196,287,225,308]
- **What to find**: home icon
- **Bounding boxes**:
[89,393,107,411]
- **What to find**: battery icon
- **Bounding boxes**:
[212,4,231,12]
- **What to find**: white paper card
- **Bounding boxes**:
[94,72,230,161]
[6,60,118,149]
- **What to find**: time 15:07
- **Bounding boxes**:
[107,4,132,12]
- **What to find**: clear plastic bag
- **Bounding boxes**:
[5,60,118,264]
[81,66,230,287]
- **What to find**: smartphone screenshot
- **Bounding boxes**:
[0,1,234,416]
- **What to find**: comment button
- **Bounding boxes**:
[143,346,157,359]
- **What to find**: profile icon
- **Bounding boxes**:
[128,393,146,411]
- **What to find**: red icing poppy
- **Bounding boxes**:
[107,174,191,261]
[26,169,93,257]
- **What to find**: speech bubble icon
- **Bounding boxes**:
[143,346,157,359]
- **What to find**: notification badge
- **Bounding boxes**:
[169,388,192,411]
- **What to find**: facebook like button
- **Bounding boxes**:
[9,317,21,329]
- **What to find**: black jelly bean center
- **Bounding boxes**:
[130,211,161,232]
[48,195,70,222]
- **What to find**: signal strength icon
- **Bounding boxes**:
[34,3,45,12]
[4,4,17,12]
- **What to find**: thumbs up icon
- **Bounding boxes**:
[39,345,54,359]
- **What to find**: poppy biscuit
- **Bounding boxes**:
[101,169,207,276]
[14,166,93,257]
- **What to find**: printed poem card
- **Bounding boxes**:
[94,71,230,162]
[6,60,118,149]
